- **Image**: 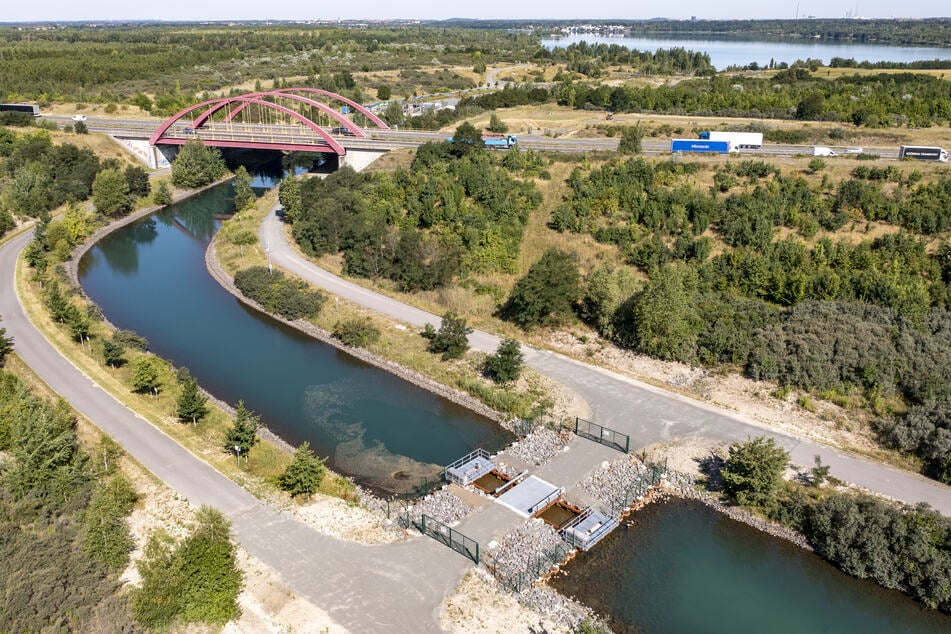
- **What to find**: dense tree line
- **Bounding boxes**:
[288,140,540,290]
[0,25,539,107]
[537,42,714,77]
[510,156,951,480]
[0,127,103,223]
[554,72,951,127]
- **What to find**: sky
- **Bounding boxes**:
[3,1,948,23]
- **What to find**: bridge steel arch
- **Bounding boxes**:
[194,91,367,138]
[270,87,390,130]
[149,95,347,155]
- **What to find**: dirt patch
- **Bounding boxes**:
[546,330,884,458]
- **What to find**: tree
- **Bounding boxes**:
[503,249,581,330]
[133,506,241,628]
[721,436,789,508]
[0,324,11,366]
[130,356,160,394]
[279,442,327,498]
[80,475,138,570]
[278,176,303,223]
[483,337,524,384]
[73,121,88,134]
[232,165,255,212]
[618,123,644,155]
[176,368,208,424]
[617,263,700,363]
[153,181,172,206]
[487,113,508,134]
[376,85,391,101]
[171,140,227,189]
[422,311,472,360]
[383,101,404,127]
[808,157,827,173]
[92,168,131,217]
[450,121,484,156]
[811,455,831,487]
[224,400,260,459]
[124,165,151,199]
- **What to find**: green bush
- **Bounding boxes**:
[333,318,381,348]
[721,436,789,509]
[279,442,327,499]
[133,506,242,628]
[503,249,581,330]
[422,311,473,360]
[234,266,325,320]
[483,337,524,384]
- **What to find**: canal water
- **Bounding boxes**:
[542,34,951,70]
[78,173,504,495]
[551,499,950,634]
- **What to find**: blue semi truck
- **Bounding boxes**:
[447,133,518,149]
[671,139,732,154]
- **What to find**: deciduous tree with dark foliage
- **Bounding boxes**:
[503,249,581,330]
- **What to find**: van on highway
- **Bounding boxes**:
[813,146,837,157]
[71,114,87,122]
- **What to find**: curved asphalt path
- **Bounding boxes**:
[261,207,951,515]
[0,229,469,633]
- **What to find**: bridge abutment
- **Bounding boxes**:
[339,148,389,172]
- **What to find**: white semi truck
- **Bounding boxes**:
[698,131,763,149]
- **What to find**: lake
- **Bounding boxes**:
[542,34,951,70]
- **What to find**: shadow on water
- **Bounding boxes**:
[551,499,950,634]
[78,153,505,495]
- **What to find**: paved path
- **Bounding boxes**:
[261,207,951,515]
[0,229,468,633]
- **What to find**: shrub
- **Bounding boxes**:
[333,318,380,348]
[503,249,581,330]
[721,436,789,509]
[483,337,524,384]
[279,442,327,498]
[422,311,472,360]
[234,266,325,320]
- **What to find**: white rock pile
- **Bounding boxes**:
[580,455,661,512]
[518,585,596,631]
[487,519,568,585]
[505,428,570,466]
[400,487,471,528]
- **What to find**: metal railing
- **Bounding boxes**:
[417,514,480,564]
[528,487,565,515]
[574,416,630,453]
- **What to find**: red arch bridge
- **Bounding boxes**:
[148,88,391,170]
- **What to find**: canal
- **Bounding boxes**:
[78,169,504,495]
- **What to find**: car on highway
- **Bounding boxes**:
[846,147,864,154]
[71,114,87,122]
[183,127,196,134]
[330,126,355,136]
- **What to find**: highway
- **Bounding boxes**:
[43,114,901,159]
